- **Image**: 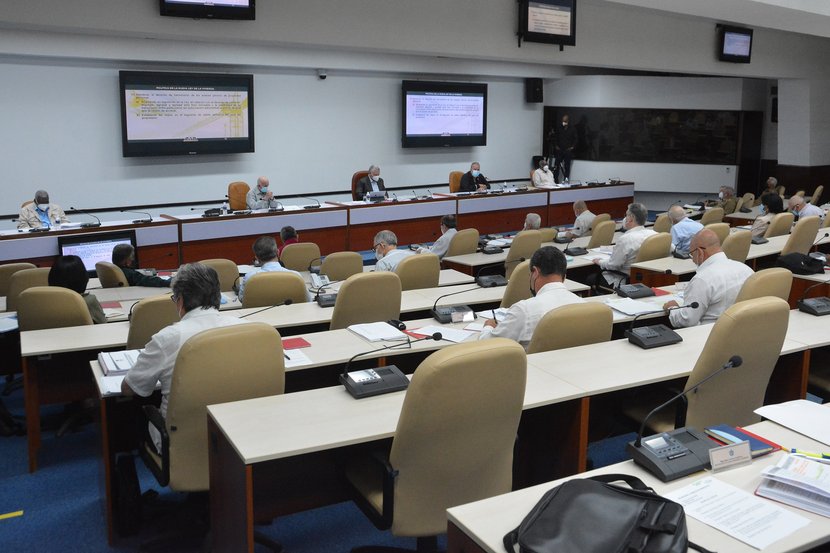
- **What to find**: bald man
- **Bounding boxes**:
[662,229,753,328]
[246,176,279,209]
[565,200,595,239]
[668,205,703,256]
[788,195,824,221]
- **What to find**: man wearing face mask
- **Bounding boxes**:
[532,158,555,187]
[246,176,280,210]
[355,165,387,200]
[121,263,248,452]
[415,214,458,259]
[459,162,490,192]
[373,230,412,272]
[708,186,738,215]
[17,190,69,229]
[662,229,753,328]
[478,246,583,350]
[553,114,578,184]
[112,243,171,287]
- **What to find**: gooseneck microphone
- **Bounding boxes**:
[307,257,323,274]
[301,197,321,209]
[341,332,443,377]
[121,209,153,224]
[627,302,699,333]
[268,201,284,212]
[625,302,699,349]
[70,207,102,228]
[633,355,742,448]
[797,277,830,316]
[239,298,293,318]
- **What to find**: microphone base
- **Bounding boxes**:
[481,246,504,255]
[798,297,830,316]
[476,275,507,288]
[431,305,473,324]
[28,227,50,233]
[316,293,337,308]
[616,283,655,298]
[80,222,101,228]
[267,207,284,212]
[340,365,409,399]
[132,219,152,224]
[625,325,683,349]
[309,266,321,275]
[563,246,588,256]
[627,427,714,482]
[303,205,321,209]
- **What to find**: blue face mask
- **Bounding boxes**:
[259,186,268,194]
[471,170,480,178]
[759,206,766,215]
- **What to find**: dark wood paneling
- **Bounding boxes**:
[349,218,442,252]
[548,198,629,227]
[759,160,830,198]
[458,208,546,236]
[137,243,178,270]
[180,228,347,264]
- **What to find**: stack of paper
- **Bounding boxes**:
[98,350,140,375]
[757,454,830,517]
[348,322,407,342]
[411,325,474,343]
[605,297,660,316]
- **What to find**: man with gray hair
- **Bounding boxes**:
[565,200,595,239]
[121,263,248,451]
[17,190,69,229]
[709,185,737,214]
[416,214,458,259]
[237,236,306,302]
[246,176,280,210]
[523,212,542,231]
[788,194,825,221]
[373,229,412,272]
[592,203,657,290]
[355,164,386,200]
[668,205,703,256]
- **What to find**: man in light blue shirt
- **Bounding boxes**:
[668,205,704,255]
[237,236,307,302]
[788,195,825,221]
[373,230,412,272]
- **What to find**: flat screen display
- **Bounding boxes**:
[119,71,254,157]
[401,81,487,148]
[160,0,255,20]
[718,25,752,63]
[519,0,577,47]
[58,231,137,272]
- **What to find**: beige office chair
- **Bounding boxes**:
[734,268,792,304]
[505,230,541,279]
[652,213,671,234]
[0,262,36,298]
[733,196,745,213]
[589,213,611,232]
[330,272,401,330]
[17,287,93,330]
[319,251,363,281]
[539,228,557,242]
[705,222,730,245]
[96,262,129,289]
[345,338,526,552]
[764,212,794,238]
[227,181,250,211]
[280,242,321,272]
[198,258,239,292]
[810,185,823,206]
[824,216,830,229]
[444,228,479,258]
[499,260,531,309]
[780,215,820,256]
[395,253,439,291]
[699,207,724,226]
[351,171,370,201]
[448,171,464,193]
[241,272,308,309]
[526,303,614,354]
[586,220,616,249]
[775,185,786,197]
[633,233,671,263]
[795,190,806,197]
[6,267,50,312]
[721,229,752,263]
[140,323,285,492]
[741,192,755,207]
[624,297,789,434]
[126,294,180,350]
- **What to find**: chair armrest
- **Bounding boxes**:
[140,404,170,487]
[369,449,398,529]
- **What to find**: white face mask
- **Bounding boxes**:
[37,203,49,211]
[375,250,384,261]
[371,175,379,182]
[542,165,549,171]
[718,192,724,199]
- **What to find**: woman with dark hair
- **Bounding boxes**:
[751,193,785,239]
[48,255,106,324]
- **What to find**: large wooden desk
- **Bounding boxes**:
[447,419,830,553]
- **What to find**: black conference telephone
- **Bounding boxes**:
[798,297,830,316]
[672,251,691,260]
[616,283,655,299]
[627,428,716,482]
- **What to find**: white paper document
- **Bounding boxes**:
[755,400,830,446]
[757,454,830,518]
[413,325,474,343]
[475,308,507,322]
[348,322,408,342]
[283,348,312,368]
[665,476,809,550]
[605,297,660,316]
[101,375,126,396]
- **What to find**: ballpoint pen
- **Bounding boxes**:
[789,448,830,460]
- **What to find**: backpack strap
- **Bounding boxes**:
[502,527,519,552]
[588,473,652,491]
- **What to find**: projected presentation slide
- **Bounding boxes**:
[527,1,573,36]
[124,85,249,142]
[61,238,133,271]
[166,0,250,6]
[405,91,485,137]
[723,32,751,56]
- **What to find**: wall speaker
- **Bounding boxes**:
[525,78,543,103]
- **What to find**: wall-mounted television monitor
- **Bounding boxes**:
[518,0,577,47]
[401,81,487,148]
[718,25,753,63]
[160,0,255,20]
[58,230,137,273]
[119,70,254,157]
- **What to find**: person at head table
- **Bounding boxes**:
[459,162,489,192]
[564,200,595,239]
[373,230,412,272]
[662,228,753,328]
[48,255,106,324]
[17,190,69,230]
[479,246,584,350]
[668,205,703,256]
[246,176,280,210]
[415,214,458,259]
[111,243,170,288]
[355,165,386,200]
[121,263,250,453]
[532,158,554,187]
[237,235,308,303]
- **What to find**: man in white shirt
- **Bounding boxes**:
[237,236,308,302]
[668,205,703,255]
[416,214,458,259]
[121,263,248,451]
[663,228,753,327]
[592,202,656,289]
[246,176,280,210]
[479,246,584,350]
[532,158,555,187]
[374,229,412,272]
[788,195,825,221]
[565,200,595,239]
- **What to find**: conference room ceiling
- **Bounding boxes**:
[605,0,830,39]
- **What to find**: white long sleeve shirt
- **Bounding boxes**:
[599,226,657,288]
[418,227,457,259]
[571,210,596,237]
[668,252,754,328]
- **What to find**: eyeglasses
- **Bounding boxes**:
[373,243,384,250]
[690,246,706,256]
[170,294,178,303]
